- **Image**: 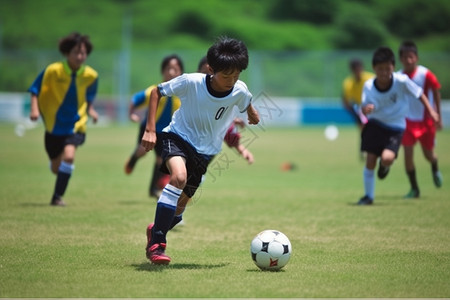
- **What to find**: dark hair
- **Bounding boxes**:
[197,56,208,72]
[372,46,395,67]
[349,58,363,70]
[161,54,184,74]
[59,32,93,55]
[206,37,248,73]
[399,40,418,57]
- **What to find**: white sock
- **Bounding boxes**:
[363,167,375,199]
[59,161,74,174]
[157,184,182,208]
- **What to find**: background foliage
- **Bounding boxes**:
[1,0,450,96]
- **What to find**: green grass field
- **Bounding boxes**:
[0,122,449,298]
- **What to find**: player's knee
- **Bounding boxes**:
[169,172,187,189]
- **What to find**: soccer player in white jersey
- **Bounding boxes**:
[141,37,260,264]
[398,41,443,199]
[357,47,439,205]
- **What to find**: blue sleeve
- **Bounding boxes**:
[132,90,146,107]
[28,70,45,95]
[86,78,98,103]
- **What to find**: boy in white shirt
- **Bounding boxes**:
[141,37,260,263]
[358,47,439,205]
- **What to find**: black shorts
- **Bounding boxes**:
[45,132,86,159]
[361,120,404,157]
[159,132,213,198]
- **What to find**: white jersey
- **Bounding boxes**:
[159,73,252,155]
[397,65,437,121]
[362,72,422,130]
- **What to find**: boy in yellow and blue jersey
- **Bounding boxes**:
[28,32,98,206]
[124,55,183,198]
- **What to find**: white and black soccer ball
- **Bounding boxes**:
[250,229,292,271]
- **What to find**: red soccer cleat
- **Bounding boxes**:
[146,243,171,265]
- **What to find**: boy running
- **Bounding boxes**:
[124,55,184,198]
[141,37,260,264]
[398,41,443,198]
[28,32,98,206]
[358,47,438,205]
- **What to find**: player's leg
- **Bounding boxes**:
[403,145,420,198]
[421,145,442,188]
[420,126,442,188]
[51,144,76,206]
[125,124,147,174]
[149,154,170,198]
[358,121,378,205]
[359,152,377,205]
[147,156,186,264]
[168,192,190,230]
[378,128,403,180]
[378,148,395,179]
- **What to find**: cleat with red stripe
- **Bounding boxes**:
[146,243,171,265]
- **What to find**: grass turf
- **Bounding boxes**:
[0,122,449,298]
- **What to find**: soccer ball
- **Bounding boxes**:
[250,230,292,271]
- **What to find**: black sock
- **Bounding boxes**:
[151,203,176,245]
[169,215,183,230]
[53,172,71,199]
[127,154,138,169]
[431,160,439,173]
[406,169,419,191]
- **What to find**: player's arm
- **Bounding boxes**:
[128,101,140,123]
[237,144,254,164]
[246,103,259,125]
[141,87,161,152]
[87,103,98,124]
[419,93,439,123]
[29,94,40,121]
[433,88,443,130]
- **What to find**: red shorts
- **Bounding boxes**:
[401,118,436,150]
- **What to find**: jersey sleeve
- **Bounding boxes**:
[158,74,188,98]
[425,71,441,90]
[131,90,147,108]
[86,78,98,103]
[235,81,253,113]
[28,70,45,95]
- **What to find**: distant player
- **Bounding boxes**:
[358,47,438,205]
[342,59,374,159]
[342,58,374,129]
[124,55,184,198]
[141,37,260,264]
[398,41,443,198]
[28,32,98,206]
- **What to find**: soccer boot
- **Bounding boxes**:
[432,170,442,188]
[404,189,420,199]
[124,156,138,175]
[50,196,66,206]
[377,161,390,179]
[357,195,373,205]
[146,243,171,265]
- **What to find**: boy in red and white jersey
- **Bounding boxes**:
[398,41,443,198]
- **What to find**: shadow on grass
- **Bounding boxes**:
[347,194,428,206]
[132,262,229,272]
[19,202,50,207]
[246,268,286,273]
